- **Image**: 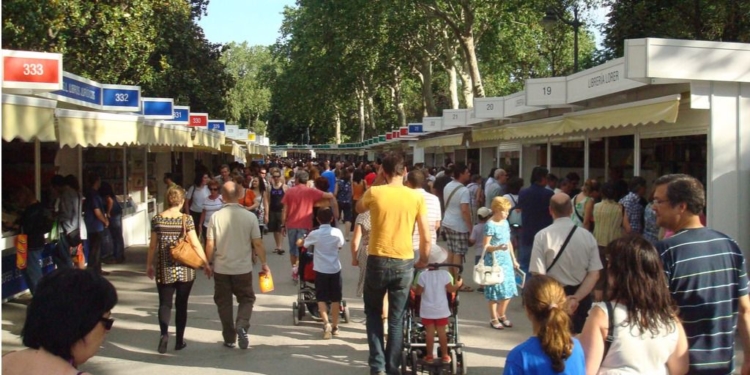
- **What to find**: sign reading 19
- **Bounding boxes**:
[542,87,552,95]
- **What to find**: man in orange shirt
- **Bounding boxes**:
[356,153,430,375]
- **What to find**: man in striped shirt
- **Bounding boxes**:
[653,174,750,375]
[407,169,441,259]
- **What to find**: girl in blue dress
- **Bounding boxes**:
[483,196,519,330]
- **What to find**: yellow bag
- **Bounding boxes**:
[15,234,28,270]
[259,271,274,293]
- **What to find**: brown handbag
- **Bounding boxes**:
[170,214,204,269]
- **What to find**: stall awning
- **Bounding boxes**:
[193,128,224,150]
[416,133,465,148]
[138,121,192,147]
[2,94,57,142]
[563,94,681,133]
[504,118,566,139]
[56,109,139,148]
[472,127,505,142]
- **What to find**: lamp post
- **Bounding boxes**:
[543,3,583,73]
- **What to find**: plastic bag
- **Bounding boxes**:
[15,234,28,270]
[259,271,274,293]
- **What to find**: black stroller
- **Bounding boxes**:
[401,264,467,375]
[292,245,350,325]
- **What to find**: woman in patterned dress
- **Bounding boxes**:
[483,196,519,330]
[350,210,371,297]
[146,186,210,354]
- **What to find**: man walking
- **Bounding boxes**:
[517,167,554,273]
[83,172,109,275]
[485,168,507,207]
[356,154,430,375]
[653,174,750,374]
[529,193,601,334]
[205,181,270,349]
[441,163,473,283]
[281,170,336,281]
[51,175,76,269]
[619,176,647,234]
[406,169,441,259]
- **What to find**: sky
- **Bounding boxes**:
[198,0,296,46]
[198,1,609,48]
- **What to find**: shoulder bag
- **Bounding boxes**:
[170,214,204,269]
[546,226,577,273]
[473,245,504,286]
[601,301,616,364]
[445,184,463,208]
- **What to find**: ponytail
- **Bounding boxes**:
[538,306,574,372]
[522,275,574,373]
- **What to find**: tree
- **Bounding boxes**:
[221,42,274,134]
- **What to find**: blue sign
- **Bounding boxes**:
[172,106,190,123]
[208,120,226,131]
[101,84,140,111]
[41,72,102,109]
[408,124,424,133]
[141,98,174,119]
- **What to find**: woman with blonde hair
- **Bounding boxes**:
[147,186,211,353]
[579,235,688,375]
[504,275,585,374]
[483,196,519,329]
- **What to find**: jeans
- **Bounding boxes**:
[287,228,308,257]
[364,256,414,375]
[52,234,73,269]
[87,230,103,274]
[214,272,257,344]
[109,215,125,261]
[22,247,44,295]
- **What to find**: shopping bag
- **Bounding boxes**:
[259,271,274,293]
[15,234,28,270]
[73,244,86,269]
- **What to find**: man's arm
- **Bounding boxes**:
[280,205,287,236]
[736,294,750,375]
[205,239,215,264]
[252,237,270,274]
[568,270,600,314]
[460,202,472,232]
[356,190,371,214]
[415,211,430,268]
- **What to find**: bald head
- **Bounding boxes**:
[221,181,240,203]
[549,193,572,218]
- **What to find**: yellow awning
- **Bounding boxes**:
[472,127,505,142]
[193,128,224,150]
[416,133,464,148]
[56,109,139,148]
[563,94,680,133]
[138,121,192,147]
[504,118,566,139]
[2,94,57,142]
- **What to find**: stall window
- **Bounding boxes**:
[550,141,584,181]
[607,135,635,182]
[640,135,707,189]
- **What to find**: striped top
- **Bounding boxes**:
[592,200,624,247]
[656,228,749,375]
[412,189,442,252]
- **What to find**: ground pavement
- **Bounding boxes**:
[3,229,745,374]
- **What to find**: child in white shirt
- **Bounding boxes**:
[413,245,462,364]
[469,207,493,292]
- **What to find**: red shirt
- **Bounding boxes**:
[281,185,325,230]
[365,172,377,187]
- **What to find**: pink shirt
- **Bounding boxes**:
[281,185,325,230]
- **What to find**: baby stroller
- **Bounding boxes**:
[401,264,467,375]
[292,245,351,325]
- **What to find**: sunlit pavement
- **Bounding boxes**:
[2,226,745,374]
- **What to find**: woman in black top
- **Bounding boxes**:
[100,182,125,263]
[15,186,52,295]
[268,167,287,254]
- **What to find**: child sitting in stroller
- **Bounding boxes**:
[413,245,463,364]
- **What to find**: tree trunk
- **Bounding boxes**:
[458,34,485,98]
[358,91,366,141]
[334,107,341,145]
[367,96,376,130]
[417,59,437,116]
[456,61,474,108]
[390,83,406,129]
[448,64,459,109]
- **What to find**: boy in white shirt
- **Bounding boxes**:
[413,245,462,364]
[469,207,492,292]
[302,208,345,339]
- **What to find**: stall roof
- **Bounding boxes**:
[2,94,57,142]
[55,108,139,148]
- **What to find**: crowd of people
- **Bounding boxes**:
[5,153,750,375]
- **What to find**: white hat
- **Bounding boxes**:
[428,244,448,264]
[477,207,492,219]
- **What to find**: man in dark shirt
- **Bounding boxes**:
[653,174,750,375]
[84,172,109,276]
[17,186,51,295]
[517,167,554,273]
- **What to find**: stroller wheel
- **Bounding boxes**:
[400,350,408,375]
[410,350,419,375]
[459,351,468,375]
[292,302,300,326]
[450,350,458,375]
[342,300,350,324]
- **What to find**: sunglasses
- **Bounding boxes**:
[209,188,219,191]
[272,175,281,178]
[100,317,115,331]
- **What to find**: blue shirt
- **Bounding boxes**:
[83,188,105,233]
[322,170,337,193]
[619,192,644,234]
[503,337,585,375]
[656,228,748,375]
[518,184,554,247]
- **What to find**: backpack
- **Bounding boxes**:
[507,195,522,228]
[337,179,352,203]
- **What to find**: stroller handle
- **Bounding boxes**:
[426,263,463,278]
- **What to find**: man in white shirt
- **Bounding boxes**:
[529,193,601,333]
[205,181,271,349]
[485,168,507,208]
[441,163,473,283]
[407,170,441,259]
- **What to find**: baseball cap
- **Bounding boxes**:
[477,207,492,219]
[428,244,448,264]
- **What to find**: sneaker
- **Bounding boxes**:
[158,334,168,354]
[424,354,435,363]
[236,327,249,349]
[331,326,340,336]
[292,266,299,282]
[441,354,452,364]
[223,342,236,348]
[323,324,332,340]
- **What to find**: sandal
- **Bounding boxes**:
[490,319,504,330]
[459,285,474,292]
[499,316,513,328]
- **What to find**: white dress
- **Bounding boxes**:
[593,302,679,375]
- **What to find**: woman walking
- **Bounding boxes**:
[198,179,223,242]
[592,183,630,300]
[146,186,210,353]
[100,182,125,263]
[483,196,519,329]
[336,169,353,240]
[249,176,269,233]
[572,179,600,231]
[185,173,210,232]
[350,210,371,297]
[351,169,367,233]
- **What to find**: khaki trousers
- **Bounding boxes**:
[213,272,256,344]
